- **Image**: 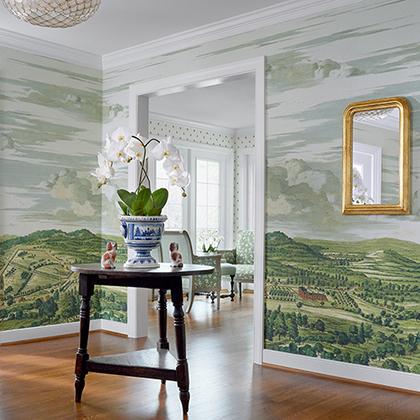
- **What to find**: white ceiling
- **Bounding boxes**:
[0,0,285,56]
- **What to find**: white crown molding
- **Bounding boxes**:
[0,27,102,70]
[0,0,364,70]
[102,0,365,70]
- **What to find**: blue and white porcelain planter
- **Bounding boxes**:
[119,215,167,269]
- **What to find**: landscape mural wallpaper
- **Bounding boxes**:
[1,0,420,383]
[0,47,128,332]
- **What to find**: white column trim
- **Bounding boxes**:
[253,56,266,365]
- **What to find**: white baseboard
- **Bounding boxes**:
[99,319,129,335]
[0,319,128,345]
[263,349,420,393]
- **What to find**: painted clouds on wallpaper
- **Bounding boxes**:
[263,0,420,242]
[0,50,102,236]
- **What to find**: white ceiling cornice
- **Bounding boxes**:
[0,27,102,70]
[0,0,364,71]
[102,0,365,71]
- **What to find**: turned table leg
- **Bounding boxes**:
[230,275,235,301]
[157,289,169,351]
[171,280,190,414]
[157,288,169,385]
[74,275,93,402]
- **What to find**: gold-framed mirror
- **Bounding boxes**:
[342,97,410,215]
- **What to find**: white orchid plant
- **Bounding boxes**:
[92,126,190,216]
[198,229,224,253]
[352,167,373,205]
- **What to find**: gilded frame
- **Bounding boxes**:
[342,97,410,215]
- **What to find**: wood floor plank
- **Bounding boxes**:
[1,294,420,419]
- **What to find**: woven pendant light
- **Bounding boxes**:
[2,0,101,28]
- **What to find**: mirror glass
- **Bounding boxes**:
[353,107,399,205]
[342,97,410,215]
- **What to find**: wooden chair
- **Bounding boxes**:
[157,230,221,313]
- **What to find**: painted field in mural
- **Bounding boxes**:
[0,230,127,331]
[265,232,420,373]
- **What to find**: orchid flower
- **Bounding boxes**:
[125,137,146,160]
[105,134,127,162]
[92,152,115,186]
[169,171,190,189]
[199,229,224,252]
[352,167,373,204]
[152,136,178,161]
[110,126,131,145]
[163,152,186,177]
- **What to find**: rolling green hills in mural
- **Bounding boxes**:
[265,231,420,374]
[0,229,128,331]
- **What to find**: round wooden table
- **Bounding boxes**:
[71,262,214,415]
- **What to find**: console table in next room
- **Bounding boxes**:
[71,262,214,415]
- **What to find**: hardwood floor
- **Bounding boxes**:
[1,294,420,420]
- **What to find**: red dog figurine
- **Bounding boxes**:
[169,242,183,267]
[101,241,117,269]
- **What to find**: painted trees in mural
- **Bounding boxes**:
[265,231,420,374]
[0,230,128,331]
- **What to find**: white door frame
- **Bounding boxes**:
[128,57,266,365]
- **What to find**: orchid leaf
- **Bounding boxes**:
[152,188,169,211]
[136,187,152,203]
[131,188,153,216]
[131,200,145,216]
[117,201,128,215]
[117,189,136,209]
[144,196,156,215]
[148,207,162,216]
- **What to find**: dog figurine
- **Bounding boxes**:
[169,242,183,267]
[101,241,118,269]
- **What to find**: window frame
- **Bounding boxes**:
[149,137,234,251]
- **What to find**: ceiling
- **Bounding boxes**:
[0,0,277,131]
[149,75,256,132]
[0,0,284,56]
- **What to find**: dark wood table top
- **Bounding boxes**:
[71,263,214,278]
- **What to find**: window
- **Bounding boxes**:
[152,139,233,251]
[155,145,188,230]
[196,158,221,250]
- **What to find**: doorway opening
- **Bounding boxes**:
[128,57,265,364]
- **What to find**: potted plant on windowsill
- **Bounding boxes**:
[198,229,224,255]
[92,126,190,268]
